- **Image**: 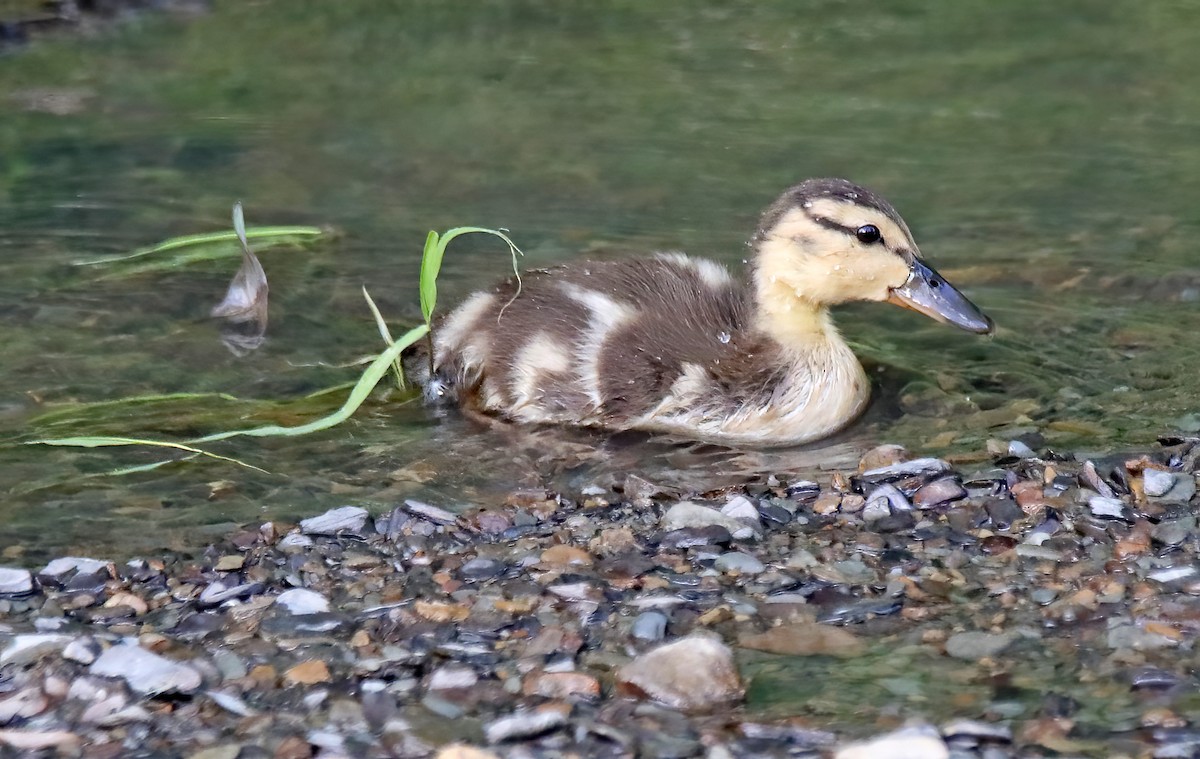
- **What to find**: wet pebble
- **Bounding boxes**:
[836,724,949,759]
[713,551,765,575]
[0,633,73,666]
[1144,469,1178,498]
[0,567,33,595]
[617,634,744,711]
[1089,495,1129,520]
[300,505,369,535]
[661,501,761,540]
[404,499,459,525]
[484,707,568,743]
[944,631,1015,660]
[912,478,967,509]
[275,588,330,615]
[90,644,202,695]
[460,558,505,580]
[632,611,669,641]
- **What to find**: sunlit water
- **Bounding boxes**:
[2,0,1199,564]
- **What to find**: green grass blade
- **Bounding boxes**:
[362,285,405,390]
[418,230,441,324]
[192,323,429,443]
[418,226,525,325]
[28,436,268,473]
[73,227,325,266]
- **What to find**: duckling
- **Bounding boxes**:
[419,178,992,447]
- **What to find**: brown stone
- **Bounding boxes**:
[540,545,594,567]
[738,620,863,658]
[414,600,470,623]
[284,660,331,685]
[522,672,601,699]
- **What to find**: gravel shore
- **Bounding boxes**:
[3,436,1200,757]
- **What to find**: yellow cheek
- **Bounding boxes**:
[809,250,911,302]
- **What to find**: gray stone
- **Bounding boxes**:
[632,611,668,642]
[198,581,262,606]
[661,501,761,540]
[403,500,458,525]
[944,631,1015,660]
[485,708,568,743]
[300,506,369,535]
[275,588,330,615]
[861,458,950,481]
[1154,473,1196,504]
[913,478,968,509]
[785,547,819,569]
[713,551,765,574]
[0,567,32,596]
[1106,620,1178,651]
[90,644,202,695]
[862,498,891,523]
[278,533,313,550]
[1143,469,1177,498]
[211,649,247,680]
[38,557,107,584]
[1088,495,1127,519]
[1008,440,1037,459]
[1153,519,1193,547]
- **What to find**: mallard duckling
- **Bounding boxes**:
[420,178,992,447]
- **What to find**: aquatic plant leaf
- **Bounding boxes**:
[362,286,406,389]
[418,230,441,324]
[73,226,324,267]
[211,202,270,355]
[418,227,525,324]
[191,323,429,443]
[28,436,268,473]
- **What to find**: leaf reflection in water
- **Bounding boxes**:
[210,201,269,355]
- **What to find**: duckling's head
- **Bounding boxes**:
[751,178,992,339]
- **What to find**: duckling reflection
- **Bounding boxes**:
[411,178,992,447]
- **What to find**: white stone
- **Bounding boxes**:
[300,506,369,535]
[427,665,479,691]
[661,501,761,540]
[62,637,100,665]
[90,644,202,695]
[1088,495,1126,518]
[0,567,32,595]
[616,633,743,711]
[275,588,330,615]
[1149,566,1197,583]
[38,557,107,581]
[0,634,72,666]
[836,724,949,759]
[720,495,759,521]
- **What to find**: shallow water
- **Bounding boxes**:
[2,0,1200,561]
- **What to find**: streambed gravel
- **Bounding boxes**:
[3,436,1200,758]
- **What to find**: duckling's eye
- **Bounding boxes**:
[855,225,882,245]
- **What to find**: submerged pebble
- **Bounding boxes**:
[0,436,1193,756]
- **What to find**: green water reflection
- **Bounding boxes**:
[2,0,1200,559]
